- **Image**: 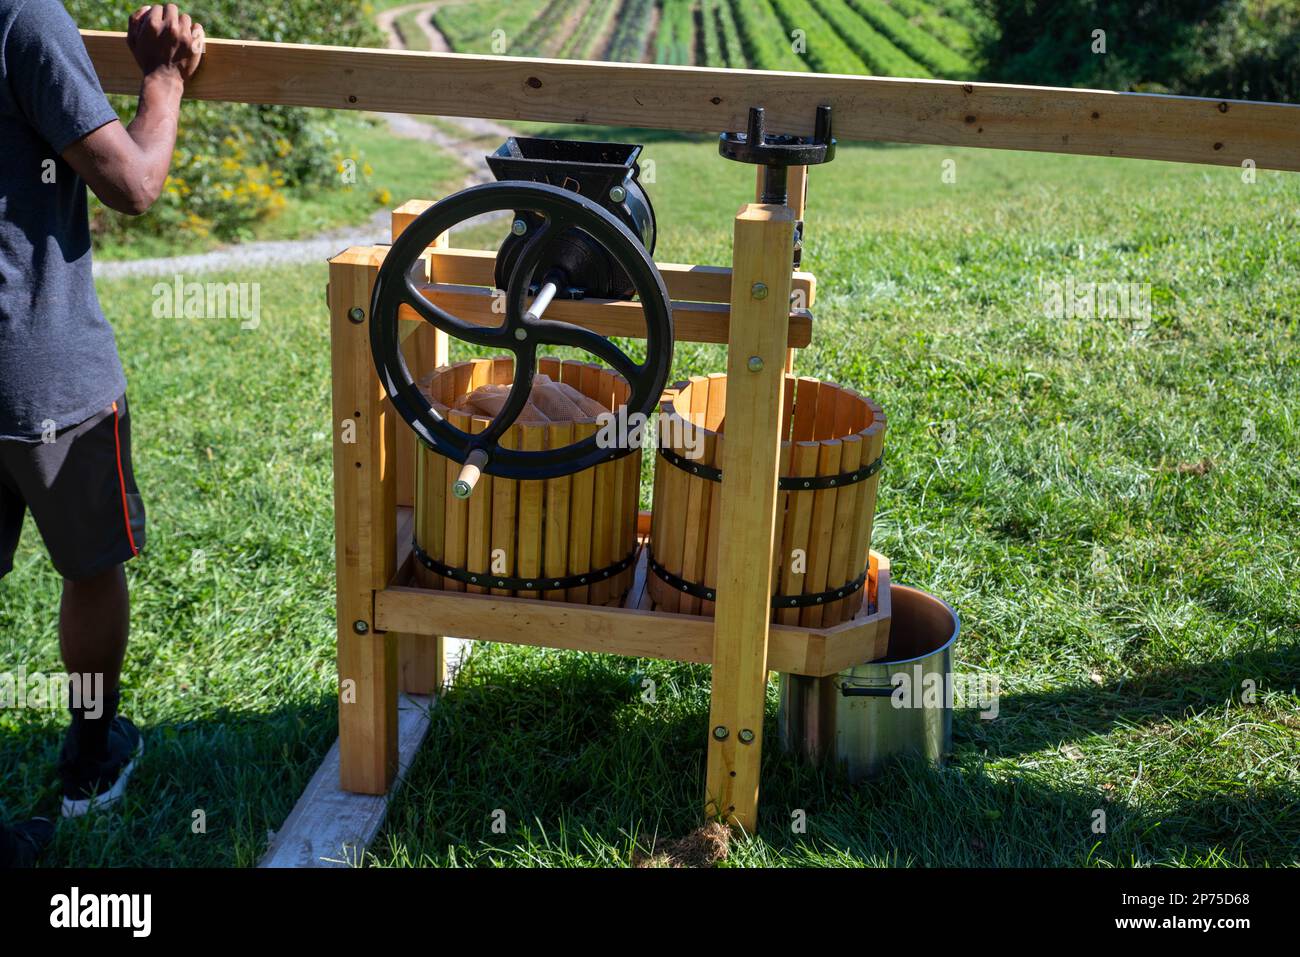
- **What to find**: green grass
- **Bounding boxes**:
[2,132,1296,867]
[93,111,463,262]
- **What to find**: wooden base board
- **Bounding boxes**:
[259,638,471,868]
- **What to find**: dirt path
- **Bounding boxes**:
[375,1,454,53]
[95,1,515,280]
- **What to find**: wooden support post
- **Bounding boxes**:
[705,203,796,831]
[330,247,400,794]
[391,210,450,695]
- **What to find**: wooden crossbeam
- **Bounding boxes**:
[81,31,1300,171]
[398,282,814,347]
[409,245,817,307]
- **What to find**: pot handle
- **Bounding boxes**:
[840,682,900,698]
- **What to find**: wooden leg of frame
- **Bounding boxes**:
[330,247,399,794]
[391,223,451,695]
[705,204,796,832]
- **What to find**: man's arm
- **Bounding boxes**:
[62,4,204,216]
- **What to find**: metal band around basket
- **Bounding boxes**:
[656,444,883,491]
[647,548,869,609]
[412,540,639,592]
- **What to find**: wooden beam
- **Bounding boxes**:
[373,579,886,677]
[400,282,814,348]
[414,246,816,307]
[705,203,797,832]
[81,30,1300,171]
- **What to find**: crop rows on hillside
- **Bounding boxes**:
[806,0,929,76]
[557,0,622,59]
[607,0,655,60]
[702,0,747,67]
[886,0,977,55]
[436,0,982,79]
[512,0,585,57]
[432,0,549,56]
[654,0,693,64]
[770,0,874,74]
[845,0,970,75]
[729,0,809,71]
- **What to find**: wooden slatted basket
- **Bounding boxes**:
[413,356,642,606]
[650,374,886,626]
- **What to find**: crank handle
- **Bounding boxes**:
[452,449,490,499]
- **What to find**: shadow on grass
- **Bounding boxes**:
[968,644,1300,758]
[373,645,1299,867]
[0,697,335,868]
[5,643,1292,867]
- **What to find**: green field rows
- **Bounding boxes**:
[433,0,982,77]
[656,0,695,64]
[607,0,655,61]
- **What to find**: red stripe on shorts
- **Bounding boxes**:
[112,401,139,556]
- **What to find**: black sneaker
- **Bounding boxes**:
[0,818,56,868]
[59,716,144,818]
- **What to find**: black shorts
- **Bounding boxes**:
[0,394,146,581]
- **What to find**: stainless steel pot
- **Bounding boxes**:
[778,585,960,781]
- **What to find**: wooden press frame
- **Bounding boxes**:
[81,29,1300,831]
[325,162,892,830]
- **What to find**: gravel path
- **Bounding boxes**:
[94,2,515,280]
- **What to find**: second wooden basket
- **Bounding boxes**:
[649,373,886,627]
[413,356,642,606]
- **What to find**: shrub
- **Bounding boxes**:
[63,0,383,242]
[976,0,1300,103]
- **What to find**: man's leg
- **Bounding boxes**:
[59,564,130,758]
[60,563,129,696]
[4,396,146,815]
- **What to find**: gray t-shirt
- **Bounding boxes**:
[0,0,125,440]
